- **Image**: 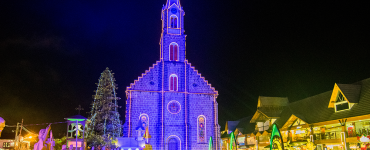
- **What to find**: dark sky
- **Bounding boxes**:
[1,0,369,138]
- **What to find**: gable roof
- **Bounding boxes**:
[337,84,361,103]
[250,110,268,123]
[251,96,288,123]
[275,78,370,128]
[328,83,361,108]
[281,114,308,130]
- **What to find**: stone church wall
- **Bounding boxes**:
[188,94,216,149]
[127,91,161,149]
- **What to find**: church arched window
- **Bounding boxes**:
[197,115,206,143]
[169,43,179,61]
[169,74,178,91]
[170,15,178,28]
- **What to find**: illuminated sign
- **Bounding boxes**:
[295,130,305,134]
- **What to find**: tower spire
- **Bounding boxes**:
[166,0,181,7]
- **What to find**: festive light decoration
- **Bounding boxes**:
[230,132,235,150]
[270,123,284,150]
[209,136,213,150]
[87,68,122,144]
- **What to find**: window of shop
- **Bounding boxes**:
[257,120,270,131]
[237,137,245,145]
[354,121,370,136]
[321,126,342,140]
[292,129,307,141]
[246,136,256,145]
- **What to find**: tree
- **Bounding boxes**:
[54,136,66,150]
[87,68,122,147]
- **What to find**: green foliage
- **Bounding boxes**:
[87,134,106,147]
[54,136,66,150]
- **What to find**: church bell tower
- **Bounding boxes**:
[160,0,186,62]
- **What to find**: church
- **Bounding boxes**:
[122,0,220,149]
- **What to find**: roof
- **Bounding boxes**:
[64,115,88,120]
[165,0,181,9]
[258,107,285,118]
[221,132,229,139]
[251,97,288,123]
[223,116,255,136]
[226,121,240,132]
[337,84,361,103]
[236,116,256,134]
[258,96,289,108]
[275,78,370,128]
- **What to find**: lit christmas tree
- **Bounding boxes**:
[87,68,122,146]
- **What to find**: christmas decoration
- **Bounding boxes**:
[270,123,284,150]
[87,68,122,146]
[0,117,5,137]
[229,132,235,150]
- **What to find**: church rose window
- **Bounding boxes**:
[167,100,181,114]
[170,43,178,61]
[198,115,206,143]
[170,74,178,91]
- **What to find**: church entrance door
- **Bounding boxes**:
[168,137,178,150]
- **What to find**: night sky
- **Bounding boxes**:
[1,0,369,138]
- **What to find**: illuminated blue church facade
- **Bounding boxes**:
[123,0,220,149]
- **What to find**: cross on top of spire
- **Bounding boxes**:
[75,105,84,115]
